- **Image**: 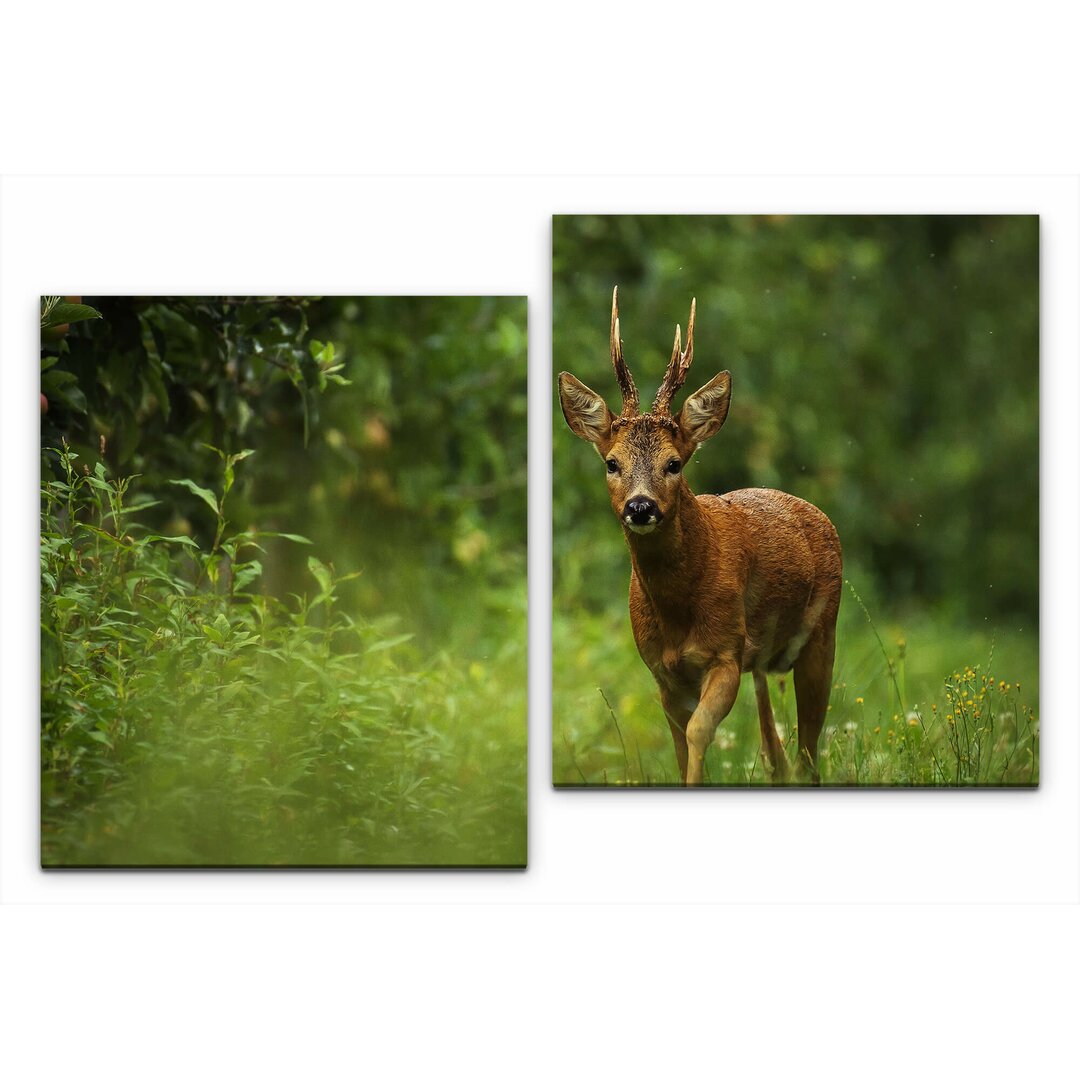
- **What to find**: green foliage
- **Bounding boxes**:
[276,297,529,633]
[553,215,1038,623]
[41,295,527,862]
[40,296,344,497]
[40,298,103,414]
[43,296,528,643]
[41,298,102,330]
[41,446,526,866]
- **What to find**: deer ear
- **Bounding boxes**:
[677,371,732,448]
[558,372,614,445]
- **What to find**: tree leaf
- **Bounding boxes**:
[307,556,332,595]
[232,561,263,592]
[168,478,219,515]
[75,524,131,549]
[143,534,200,548]
[258,532,312,545]
[41,303,102,329]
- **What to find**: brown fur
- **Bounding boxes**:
[558,292,842,785]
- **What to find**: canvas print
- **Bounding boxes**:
[553,216,1038,787]
[40,296,527,865]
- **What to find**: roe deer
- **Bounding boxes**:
[558,287,842,785]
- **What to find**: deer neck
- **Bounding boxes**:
[623,487,711,612]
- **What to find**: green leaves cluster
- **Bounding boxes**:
[40,298,102,414]
[40,296,341,484]
[40,446,526,866]
[42,296,528,645]
[41,298,102,331]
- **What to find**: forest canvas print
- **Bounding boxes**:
[553,215,1039,787]
[40,296,527,866]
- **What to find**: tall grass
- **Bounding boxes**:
[41,445,526,866]
[552,586,1038,788]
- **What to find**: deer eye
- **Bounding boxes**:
[665,459,682,475]
[606,458,620,475]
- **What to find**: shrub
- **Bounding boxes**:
[41,445,526,866]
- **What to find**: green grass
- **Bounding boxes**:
[553,587,1038,788]
[41,445,526,866]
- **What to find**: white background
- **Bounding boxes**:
[2,3,1079,1078]
[3,174,1077,908]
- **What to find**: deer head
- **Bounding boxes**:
[558,287,732,534]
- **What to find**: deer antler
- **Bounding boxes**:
[610,286,640,418]
[653,297,696,416]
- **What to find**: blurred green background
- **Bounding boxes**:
[47,296,528,642]
[552,215,1039,785]
[41,296,528,864]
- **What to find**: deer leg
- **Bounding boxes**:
[658,686,691,784]
[753,671,789,783]
[685,662,741,786]
[792,618,837,784]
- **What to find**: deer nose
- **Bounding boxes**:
[624,497,661,526]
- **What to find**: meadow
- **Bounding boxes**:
[553,594,1038,787]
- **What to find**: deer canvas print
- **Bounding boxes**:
[553,216,1039,787]
[41,296,528,865]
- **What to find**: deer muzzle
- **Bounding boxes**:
[623,497,663,533]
